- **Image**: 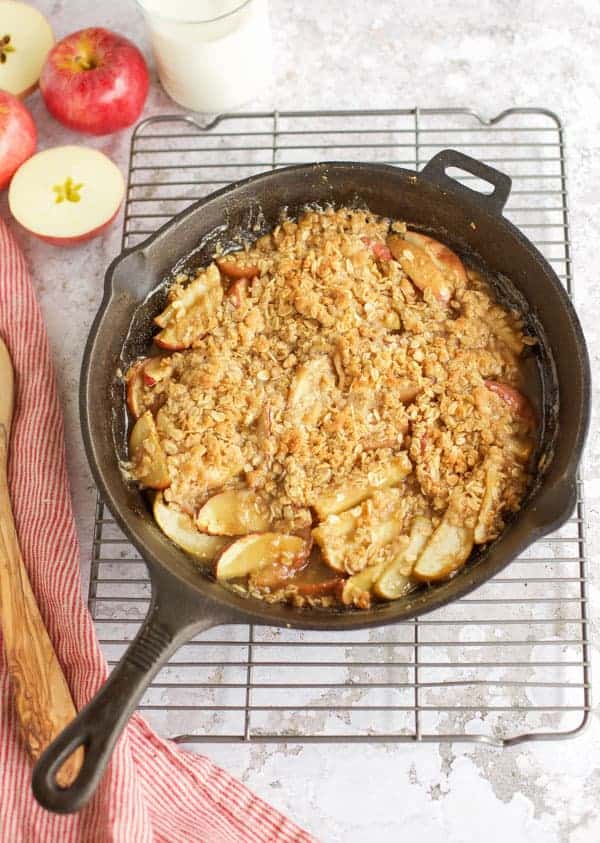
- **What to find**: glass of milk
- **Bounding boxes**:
[136,0,273,112]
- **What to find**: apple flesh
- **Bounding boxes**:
[216,257,259,280]
[196,489,271,536]
[215,533,308,581]
[40,27,149,135]
[129,411,170,490]
[412,516,474,582]
[0,90,36,189]
[153,493,227,561]
[0,1,54,98]
[8,145,125,245]
[387,233,454,304]
[153,264,223,350]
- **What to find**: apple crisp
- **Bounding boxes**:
[125,208,537,609]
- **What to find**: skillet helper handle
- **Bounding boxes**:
[421,149,512,215]
[32,576,228,814]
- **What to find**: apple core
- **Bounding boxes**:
[52,177,83,204]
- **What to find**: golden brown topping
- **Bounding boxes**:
[126,208,536,609]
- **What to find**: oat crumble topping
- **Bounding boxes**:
[126,208,536,609]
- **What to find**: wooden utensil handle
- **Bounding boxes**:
[0,425,83,787]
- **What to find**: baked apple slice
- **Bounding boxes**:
[129,410,170,489]
[294,575,344,598]
[287,355,336,424]
[312,504,405,574]
[387,233,454,303]
[217,256,259,279]
[142,356,173,386]
[196,489,271,535]
[215,532,308,581]
[311,508,358,572]
[225,278,249,308]
[154,263,223,350]
[484,380,536,430]
[249,557,346,598]
[412,513,474,582]
[404,232,467,287]
[342,562,387,608]
[374,515,433,599]
[126,359,146,418]
[126,357,172,417]
[153,493,227,560]
[312,452,412,519]
[361,236,392,262]
[474,457,502,544]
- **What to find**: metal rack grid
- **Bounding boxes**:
[89,108,590,746]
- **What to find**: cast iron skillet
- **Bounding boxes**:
[33,151,590,813]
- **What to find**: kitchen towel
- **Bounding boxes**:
[0,217,313,843]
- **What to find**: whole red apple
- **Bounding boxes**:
[0,90,36,190]
[39,27,149,135]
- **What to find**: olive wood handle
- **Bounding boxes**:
[0,425,83,787]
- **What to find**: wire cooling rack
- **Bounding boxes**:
[89,108,590,746]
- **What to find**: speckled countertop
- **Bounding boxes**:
[2,1,599,840]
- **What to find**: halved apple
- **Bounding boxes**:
[153,493,227,560]
[387,233,453,303]
[312,452,412,519]
[154,263,223,350]
[129,410,170,490]
[0,1,54,98]
[412,514,474,582]
[196,489,271,535]
[8,145,125,245]
[215,532,308,581]
[217,256,259,279]
[374,515,433,599]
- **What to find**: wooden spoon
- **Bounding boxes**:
[0,336,83,786]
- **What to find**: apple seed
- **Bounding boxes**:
[0,35,15,64]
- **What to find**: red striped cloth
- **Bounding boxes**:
[0,217,313,843]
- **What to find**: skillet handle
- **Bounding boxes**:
[31,570,231,814]
[421,150,512,215]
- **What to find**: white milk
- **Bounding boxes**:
[137,0,272,112]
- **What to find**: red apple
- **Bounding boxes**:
[0,1,54,98]
[39,27,149,135]
[8,145,125,245]
[0,90,36,190]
